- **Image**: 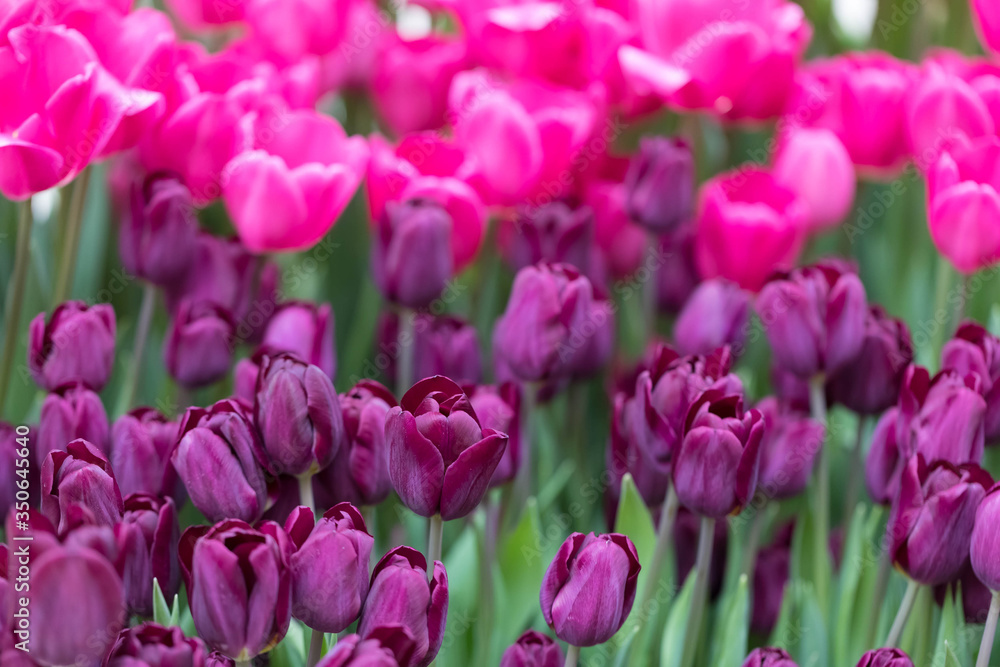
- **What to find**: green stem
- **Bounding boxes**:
[426,514,444,577]
[884,579,920,648]
[639,487,679,614]
[0,200,34,417]
[307,629,325,667]
[507,382,536,524]
[741,503,770,577]
[866,546,894,649]
[564,644,581,667]
[930,255,956,366]
[397,308,416,395]
[644,231,660,341]
[117,283,157,415]
[679,516,716,667]
[298,473,316,516]
[808,374,830,613]
[843,416,868,535]
[976,591,1000,667]
[52,167,91,307]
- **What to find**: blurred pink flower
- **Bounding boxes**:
[773,127,856,231]
[972,0,1000,55]
[243,0,353,61]
[164,0,247,30]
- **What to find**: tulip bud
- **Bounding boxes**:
[115,494,180,617]
[941,321,1000,441]
[973,0,1000,55]
[121,175,199,286]
[540,532,640,646]
[971,482,1000,590]
[500,630,563,667]
[468,383,521,488]
[500,200,595,275]
[255,353,345,477]
[314,380,396,509]
[755,397,824,500]
[28,301,116,391]
[317,626,417,667]
[380,313,483,386]
[624,137,694,233]
[172,399,268,523]
[386,376,508,520]
[773,127,856,231]
[672,390,764,518]
[357,546,448,667]
[179,520,292,660]
[42,438,124,535]
[373,199,453,309]
[286,503,374,633]
[107,623,232,667]
[260,301,337,379]
[865,407,907,505]
[902,365,986,467]
[855,649,914,667]
[742,648,799,667]
[164,299,236,389]
[37,380,110,467]
[674,507,727,598]
[657,224,699,313]
[111,408,181,500]
[751,524,793,636]
[673,279,751,357]
[233,355,262,403]
[164,233,256,321]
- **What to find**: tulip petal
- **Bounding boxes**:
[439,430,508,520]
[387,409,445,517]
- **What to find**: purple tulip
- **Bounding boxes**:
[540,532,640,647]
[42,438,123,535]
[501,200,596,277]
[0,423,36,520]
[500,630,564,667]
[380,313,483,386]
[755,397,824,500]
[357,546,448,667]
[373,199,453,309]
[657,224,699,313]
[107,623,235,667]
[386,376,508,520]
[827,305,913,415]
[941,321,1000,441]
[934,561,994,624]
[672,390,764,518]
[111,407,181,501]
[179,520,292,661]
[233,355,262,403]
[971,482,1000,590]
[674,507,728,599]
[674,279,751,357]
[120,175,199,286]
[37,380,110,466]
[467,383,521,488]
[171,399,268,523]
[866,407,907,505]
[756,260,868,379]
[317,626,417,667]
[115,494,180,617]
[855,648,914,667]
[260,301,337,379]
[254,353,345,477]
[771,365,812,413]
[286,502,374,633]
[742,648,799,667]
[624,136,694,233]
[28,301,116,392]
[751,523,793,635]
[164,298,236,389]
[164,233,256,321]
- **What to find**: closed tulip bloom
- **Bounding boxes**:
[386,376,508,520]
[751,524,794,635]
[695,168,807,292]
[357,546,448,667]
[111,408,180,500]
[934,561,994,624]
[673,390,764,517]
[37,381,110,466]
[500,630,563,667]
[255,353,344,477]
[164,234,255,321]
[673,279,751,357]
[286,503,374,633]
[866,407,907,505]
[318,626,417,667]
[172,399,268,523]
[973,0,1000,55]
[773,127,856,231]
[903,366,986,466]
[373,199,454,309]
[757,260,868,378]
[164,299,236,389]
[42,438,123,535]
[743,647,799,667]
[121,175,199,286]
[401,314,482,385]
[971,482,1000,590]
[624,137,694,233]
[855,648,914,667]
[107,623,231,667]
[468,383,521,488]
[28,301,116,392]
[243,0,352,60]
[260,301,337,379]
[658,224,700,312]
[755,397,824,500]
[115,494,180,617]
[942,321,1000,441]
[540,532,640,647]
[499,200,596,278]
[164,0,246,29]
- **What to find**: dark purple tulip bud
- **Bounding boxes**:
[233,355,261,403]
[115,494,180,617]
[934,561,994,624]
[755,397,824,500]
[624,136,694,233]
[317,626,417,667]
[941,321,1000,441]
[179,520,292,661]
[673,390,764,518]
[771,365,812,413]
[751,523,793,635]
[540,532,640,647]
[37,380,110,466]
[971,482,1000,590]
[107,623,233,667]
[866,407,906,505]
[314,380,397,509]
[500,629,564,667]
[28,301,116,392]
[260,301,337,379]
[286,503,374,633]
[569,296,616,380]
[111,408,180,501]
[855,648,914,667]
[42,438,123,535]
[756,260,868,379]
[673,279,750,357]
[373,199,453,309]
[164,234,255,320]
[889,456,992,585]
[171,399,268,523]
[386,376,508,520]
[242,259,282,344]
[357,546,448,667]
[674,507,727,598]
[742,647,799,667]
[828,305,913,415]
[501,200,595,275]
[121,175,199,286]
[467,383,521,488]
[658,224,699,313]
[903,365,985,465]
[255,353,344,477]
[380,313,483,386]
[164,299,236,389]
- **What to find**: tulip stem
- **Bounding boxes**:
[307,629,325,667]
[808,374,830,613]
[52,167,90,308]
[644,231,659,341]
[639,487,679,615]
[564,644,581,667]
[0,199,33,417]
[397,308,416,395]
[843,416,868,535]
[427,514,444,576]
[866,545,894,649]
[884,579,920,647]
[118,282,157,415]
[680,516,716,667]
[298,474,316,516]
[507,382,537,526]
[976,590,1000,667]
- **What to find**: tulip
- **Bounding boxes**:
[743,648,799,667]
[372,199,454,309]
[673,507,728,599]
[107,623,232,667]
[586,176,647,280]
[115,494,180,617]
[673,280,750,357]
[164,299,236,389]
[28,301,116,392]
[468,383,521,488]
[942,321,1000,441]
[971,482,1000,590]
[902,366,986,466]
[757,260,868,379]
[500,630,564,667]
[658,224,700,312]
[498,200,596,277]
[973,0,1000,55]
[773,127,856,231]
[865,407,907,505]
[121,174,199,286]
[755,397,824,500]
[318,627,418,667]
[827,306,914,415]
[172,399,269,523]
[286,503,373,633]
[386,376,508,520]
[357,546,448,667]
[380,313,483,386]
[540,532,640,647]
[37,381,110,466]
[111,407,181,500]
[855,649,914,667]
[260,301,337,379]
[243,0,352,60]
[623,137,694,233]
[164,233,256,320]
[934,561,994,624]
[255,353,344,477]
[695,168,807,292]
[164,0,246,28]
[751,524,794,636]
[42,438,123,535]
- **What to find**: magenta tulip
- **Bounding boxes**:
[942,321,1000,441]
[673,280,750,357]
[743,648,799,667]
[260,301,336,379]
[121,174,199,286]
[42,438,123,535]
[164,299,236,389]
[111,408,181,500]
[28,301,116,392]
[500,630,563,667]
[773,127,856,231]
[971,482,1000,590]
[37,381,110,467]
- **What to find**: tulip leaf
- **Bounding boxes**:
[496,498,546,650]
[660,565,697,667]
[611,625,640,667]
[269,621,306,667]
[708,573,749,667]
[169,594,180,628]
[944,642,962,667]
[152,578,172,627]
[614,474,658,599]
[770,581,828,667]
[833,504,878,666]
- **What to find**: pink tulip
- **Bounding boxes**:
[926,137,1000,274]
[772,127,856,231]
[695,168,806,292]
[973,0,1000,55]
[243,0,353,61]
[164,0,248,30]
[618,0,811,121]
[223,108,368,253]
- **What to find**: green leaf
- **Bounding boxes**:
[535,459,576,512]
[169,594,180,628]
[943,642,962,667]
[660,567,697,667]
[152,578,171,627]
[833,504,877,666]
[793,583,829,667]
[614,474,658,598]
[496,498,546,649]
[611,626,640,667]
[269,621,307,667]
[709,573,749,667]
